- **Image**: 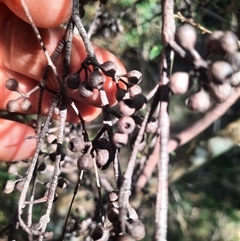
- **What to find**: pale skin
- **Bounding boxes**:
[0,0,126,162]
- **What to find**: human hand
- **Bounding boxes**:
[0,0,126,162]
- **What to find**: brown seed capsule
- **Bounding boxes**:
[116,235,135,241]
[66,72,80,89]
[209,82,232,102]
[124,94,147,111]
[112,132,128,148]
[107,207,119,223]
[68,137,87,152]
[92,226,110,241]
[6,100,19,112]
[5,78,19,91]
[101,61,117,77]
[117,116,136,134]
[108,191,118,202]
[96,149,109,169]
[230,71,240,87]
[15,180,24,192]
[78,81,94,97]
[116,87,129,101]
[118,100,136,116]
[128,85,142,97]
[126,70,142,85]
[175,23,197,51]
[168,72,191,95]
[77,153,94,170]
[4,180,16,194]
[88,70,105,89]
[207,61,233,84]
[225,51,240,72]
[186,89,211,112]
[20,99,32,111]
[219,31,239,54]
[125,219,146,240]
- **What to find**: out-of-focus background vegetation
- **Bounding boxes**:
[1,0,240,240]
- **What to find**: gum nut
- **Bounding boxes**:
[175,23,197,51]
[107,207,119,223]
[225,51,240,72]
[168,72,190,95]
[117,116,136,134]
[186,90,211,112]
[112,132,128,148]
[6,100,19,112]
[118,100,135,116]
[220,31,239,54]
[20,99,32,111]
[126,70,142,85]
[207,61,233,84]
[66,72,80,89]
[68,137,86,152]
[101,61,117,77]
[129,85,142,97]
[96,149,109,168]
[5,78,19,91]
[78,81,94,98]
[230,71,240,87]
[88,71,105,89]
[116,87,128,101]
[92,226,110,241]
[108,191,118,202]
[77,153,94,170]
[128,94,147,111]
[209,82,232,102]
[205,31,224,54]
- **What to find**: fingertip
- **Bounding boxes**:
[3,0,72,28]
[0,119,37,162]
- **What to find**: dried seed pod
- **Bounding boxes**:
[88,70,105,89]
[126,70,142,85]
[116,235,135,241]
[230,71,240,87]
[92,226,110,241]
[118,100,136,116]
[125,219,146,240]
[117,116,136,134]
[146,117,158,134]
[116,87,129,101]
[20,99,32,111]
[168,72,191,95]
[205,30,225,56]
[175,23,197,51]
[5,78,19,91]
[186,89,211,112]
[15,180,24,192]
[78,81,94,97]
[6,100,19,112]
[96,149,109,169]
[219,31,239,54]
[128,85,142,97]
[207,61,233,84]
[77,153,94,170]
[112,132,128,148]
[66,72,81,89]
[108,191,118,202]
[209,82,232,102]
[101,60,117,77]
[68,137,87,152]
[124,94,147,111]
[225,51,240,72]
[107,207,119,223]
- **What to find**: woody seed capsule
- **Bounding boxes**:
[5,78,19,91]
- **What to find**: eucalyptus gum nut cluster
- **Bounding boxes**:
[175,23,197,51]
[168,72,191,95]
[207,61,233,84]
[186,89,211,112]
[208,82,232,102]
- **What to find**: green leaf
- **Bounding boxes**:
[149,44,162,60]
